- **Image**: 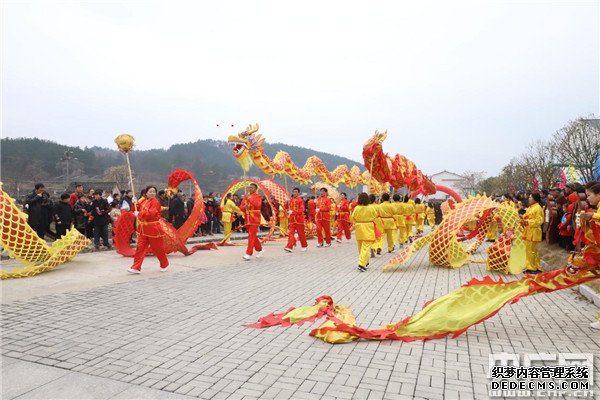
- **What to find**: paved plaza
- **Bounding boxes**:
[1,233,599,399]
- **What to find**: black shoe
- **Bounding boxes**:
[357,265,367,272]
[377,249,381,255]
[525,269,542,275]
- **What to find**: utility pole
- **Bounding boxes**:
[60,150,76,191]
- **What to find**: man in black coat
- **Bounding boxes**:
[169,191,186,229]
[73,194,89,236]
[53,193,73,239]
[91,190,112,249]
[25,183,52,239]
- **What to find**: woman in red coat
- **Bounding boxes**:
[127,185,169,274]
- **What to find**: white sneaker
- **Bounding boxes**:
[301,247,308,252]
[284,247,293,253]
[335,239,342,243]
[127,268,141,274]
[325,243,331,247]
[243,254,251,261]
[160,266,168,272]
[591,321,600,330]
[256,250,264,258]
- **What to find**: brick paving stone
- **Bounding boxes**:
[2,237,599,399]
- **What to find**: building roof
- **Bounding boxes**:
[429,170,465,179]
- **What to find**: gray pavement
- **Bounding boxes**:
[1,232,599,399]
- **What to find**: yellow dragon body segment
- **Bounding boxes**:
[385,194,526,274]
[228,123,368,188]
[0,184,90,279]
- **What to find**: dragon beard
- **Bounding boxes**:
[236,150,253,172]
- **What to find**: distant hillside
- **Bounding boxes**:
[1,137,364,195]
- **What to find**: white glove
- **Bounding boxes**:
[288,210,293,215]
[134,211,139,217]
[316,208,320,213]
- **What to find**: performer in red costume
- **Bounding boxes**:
[241,183,264,260]
[316,188,332,247]
[336,192,351,243]
[307,197,317,223]
[127,185,169,274]
[285,187,308,252]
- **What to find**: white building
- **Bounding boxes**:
[428,170,465,200]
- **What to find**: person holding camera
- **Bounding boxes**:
[25,183,52,239]
[91,190,112,250]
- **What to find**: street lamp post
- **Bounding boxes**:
[61,150,76,191]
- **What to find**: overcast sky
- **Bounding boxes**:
[2,1,599,176]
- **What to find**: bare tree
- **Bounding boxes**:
[457,170,486,197]
[553,117,600,182]
[497,158,530,192]
[521,139,558,189]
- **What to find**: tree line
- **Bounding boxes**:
[458,116,600,196]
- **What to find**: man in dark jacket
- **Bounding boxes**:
[73,194,89,236]
[158,190,169,219]
[53,193,73,239]
[91,190,112,249]
[169,191,186,229]
[25,183,52,239]
[186,195,195,219]
[121,190,134,210]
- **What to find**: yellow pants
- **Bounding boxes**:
[525,240,542,271]
[384,229,396,252]
[398,226,407,245]
[372,234,383,251]
[416,218,425,233]
[407,223,416,237]
[357,240,373,268]
[427,215,435,227]
[279,219,288,237]
[223,221,233,241]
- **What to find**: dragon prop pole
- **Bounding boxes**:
[125,153,135,196]
[114,134,136,194]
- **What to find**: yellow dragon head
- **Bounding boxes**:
[227,123,265,172]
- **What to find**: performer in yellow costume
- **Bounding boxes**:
[393,194,407,246]
[278,203,289,238]
[222,193,241,243]
[426,201,436,228]
[404,195,416,241]
[522,192,544,274]
[414,198,426,234]
[379,193,397,253]
[351,193,378,272]
[370,194,384,256]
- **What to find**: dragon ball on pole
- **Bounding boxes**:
[114,134,136,195]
